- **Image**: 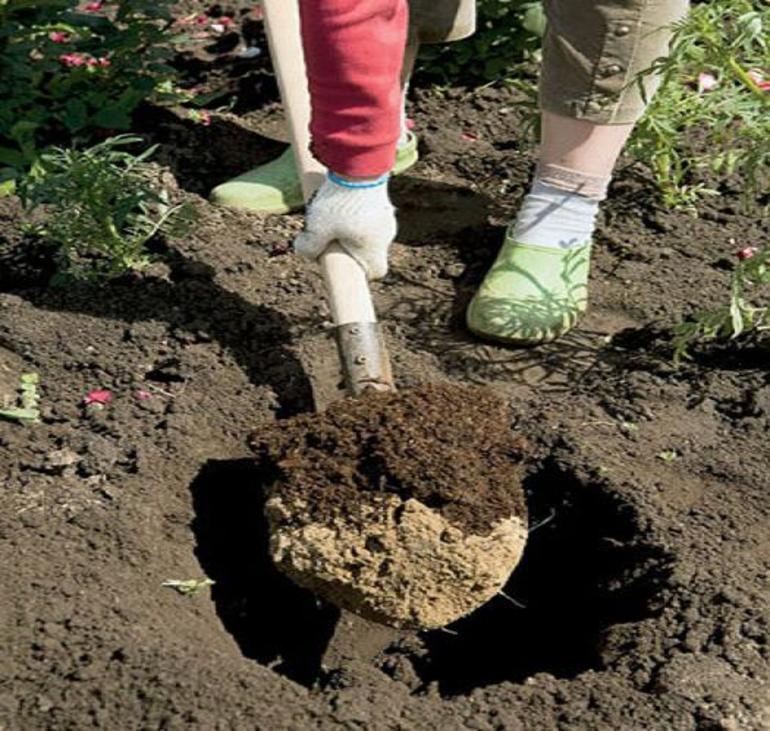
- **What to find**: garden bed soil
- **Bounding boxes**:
[1,65,769,731]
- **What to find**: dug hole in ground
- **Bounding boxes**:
[1,66,769,731]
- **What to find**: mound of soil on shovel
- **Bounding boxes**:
[251,384,529,628]
[252,383,528,535]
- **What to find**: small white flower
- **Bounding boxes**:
[697,72,718,93]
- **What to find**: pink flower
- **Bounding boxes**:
[49,31,70,43]
[97,56,110,68]
[747,69,770,92]
[83,1,103,11]
[59,52,87,67]
[406,117,415,131]
[135,390,152,401]
[211,17,235,33]
[84,389,113,405]
[187,109,212,125]
[195,14,209,25]
[737,247,757,261]
[697,72,718,93]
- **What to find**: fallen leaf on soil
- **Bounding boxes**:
[657,450,680,463]
[45,449,81,470]
[161,578,215,596]
[0,373,41,424]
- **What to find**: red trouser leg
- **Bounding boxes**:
[299,0,408,177]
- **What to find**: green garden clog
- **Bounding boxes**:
[466,229,592,345]
[209,132,420,214]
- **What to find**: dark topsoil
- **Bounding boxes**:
[1,10,769,730]
[253,383,528,536]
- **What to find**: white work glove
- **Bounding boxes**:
[294,172,396,280]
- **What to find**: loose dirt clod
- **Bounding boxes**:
[251,383,529,629]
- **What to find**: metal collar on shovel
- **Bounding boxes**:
[263,0,395,400]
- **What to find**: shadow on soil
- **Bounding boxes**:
[12,249,314,417]
[381,192,622,391]
[190,458,340,687]
[136,106,287,196]
[391,175,496,248]
[381,270,616,392]
[381,460,673,696]
[190,456,672,697]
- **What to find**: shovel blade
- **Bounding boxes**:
[300,323,394,411]
[299,329,347,412]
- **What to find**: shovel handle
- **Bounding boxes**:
[261,0,322,201]
[319,244,376,325]
[262,0,393,393]
[262,0,377,327]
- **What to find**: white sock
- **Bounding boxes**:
[512,180,604,250]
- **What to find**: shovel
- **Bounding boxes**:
[262,0,403,670]
[262,0,395,405]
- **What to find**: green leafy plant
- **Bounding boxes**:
[0,373,41,424]
[629,0,769,209]
[672,246,770,362]
[0,0,189,191]
[19,135,196,281]
[416,0,544,85]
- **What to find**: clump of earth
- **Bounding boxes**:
[252,383,529,628]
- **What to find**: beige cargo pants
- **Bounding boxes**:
[410,0,689,124]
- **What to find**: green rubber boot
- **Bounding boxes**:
[466,228,592,345]
[209,132,420,214]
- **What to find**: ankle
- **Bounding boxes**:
[509,163,612,250]
[535,163,610,202]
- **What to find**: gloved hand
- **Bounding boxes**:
[293,172,396,280]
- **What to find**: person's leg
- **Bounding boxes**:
[209,36,420,215]
[540,112,634,178]
[210,0,476,214]
[209,2,420,215]
[468,0,689,345]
